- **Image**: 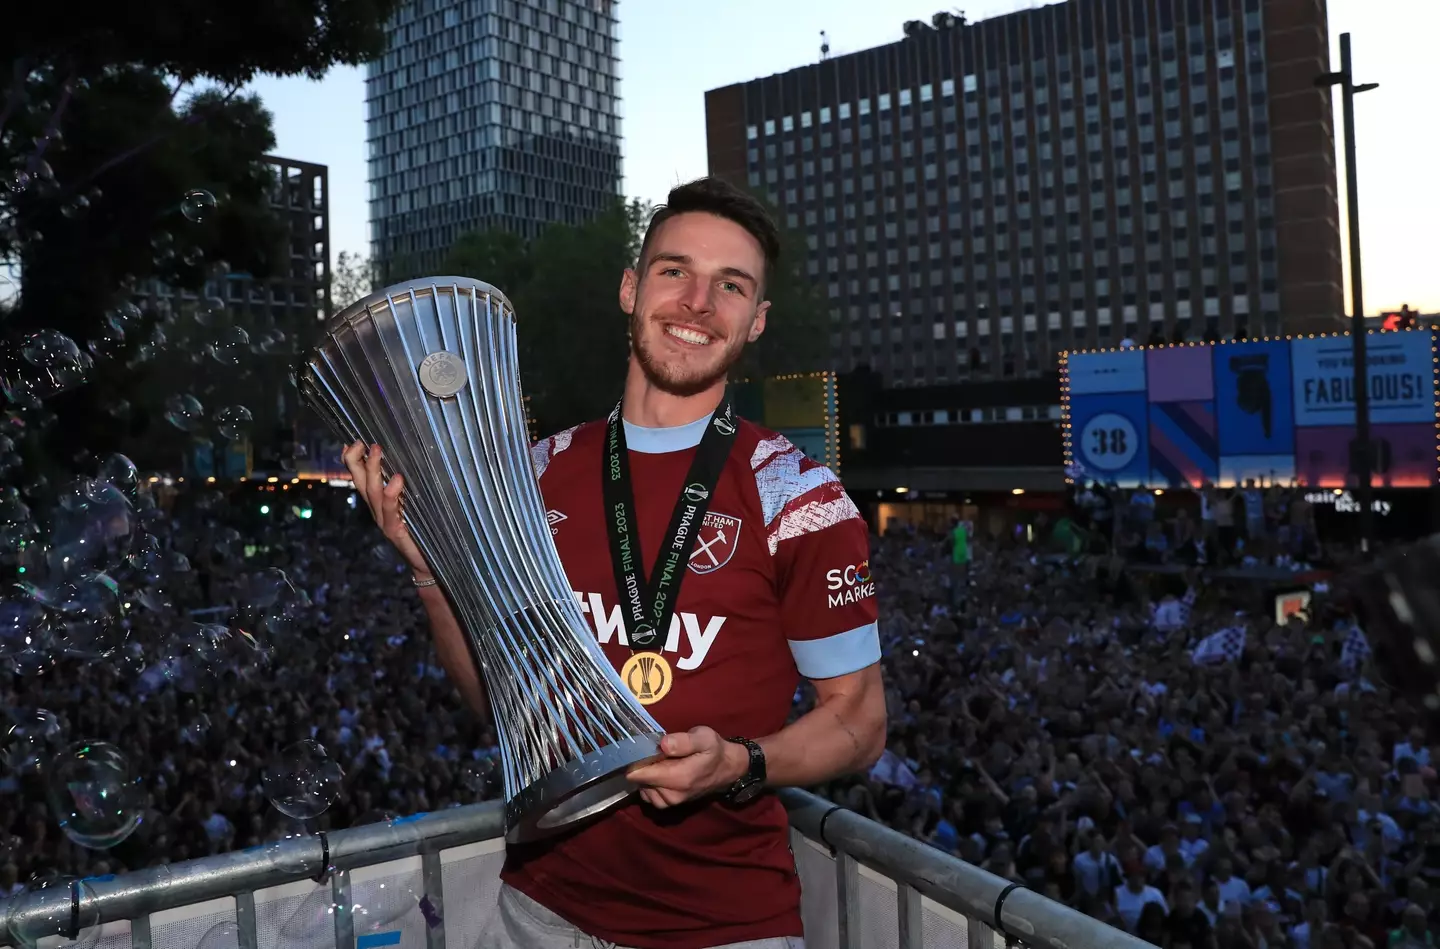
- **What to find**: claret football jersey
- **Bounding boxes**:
[500,410,880,949]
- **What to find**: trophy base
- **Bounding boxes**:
[504,733,665,844]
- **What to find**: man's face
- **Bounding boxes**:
[619,211,770,398]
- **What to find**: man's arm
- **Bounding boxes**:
[731,663,887,788]
[416,581,489,719]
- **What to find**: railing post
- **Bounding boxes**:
[332,870,356,949]
[129,914,152,949]
[235,891,259,949]
[836,851,861,949]
[421,850,447,949]
[896,882,922,949]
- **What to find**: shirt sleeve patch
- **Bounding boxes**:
[788,622,881,680]
[767,489,863,556]
[529,425,578,481]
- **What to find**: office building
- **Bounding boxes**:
[366,0,623,279]
[705,0,1343,386]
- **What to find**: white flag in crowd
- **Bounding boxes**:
[1192,625,1246,665]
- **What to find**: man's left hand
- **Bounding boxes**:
[627,726,747,809]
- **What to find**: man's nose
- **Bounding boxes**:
[679,278,715,315]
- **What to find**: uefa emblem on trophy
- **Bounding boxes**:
[298,277,665,842]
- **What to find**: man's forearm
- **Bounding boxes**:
[417,584,489,718]
[743,690,886,789]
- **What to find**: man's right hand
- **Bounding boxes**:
[341,441,433,580]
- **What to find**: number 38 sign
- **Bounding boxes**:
[1078,412,1139,472]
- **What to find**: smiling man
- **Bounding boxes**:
[344,177,886,949]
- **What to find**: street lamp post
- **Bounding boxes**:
[1316,33,1379,551]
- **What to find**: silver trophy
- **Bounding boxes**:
[297,276,664,843]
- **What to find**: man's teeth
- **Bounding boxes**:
[665,326,711,345]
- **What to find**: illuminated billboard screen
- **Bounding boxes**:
[1060,330,1438,488]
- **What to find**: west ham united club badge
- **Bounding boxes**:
[687,512,742,575]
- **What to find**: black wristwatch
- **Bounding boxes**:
[724,737,767,804]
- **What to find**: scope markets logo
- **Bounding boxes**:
[825,561,874,608]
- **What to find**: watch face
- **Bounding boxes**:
[732,779,763,804]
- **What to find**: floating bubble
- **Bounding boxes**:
[106,398,132,419]
[215,405,253,441]
[196,920,241,949]
[7,168,31,194]
[2,708,62,772]
[276,884,340,946]
[20,329,82,371]
[181,189,217,223]
[251,328,287,354]
[6,877,101,949]
[12,329,90,398]
[235,567,309,642]
[194,296,228,328]
[180,246,204,268]
[96,453,139,498]
[47,481,134,577]
[48,571,125,659]
[104,302,142,333]
[206,326,250,366]
[162,394,203,431]
[46,741,143,849]
[85,323,125,359]
[263,739,344,820]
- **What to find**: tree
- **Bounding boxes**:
[0,0,404,470]
[330,250,379,313]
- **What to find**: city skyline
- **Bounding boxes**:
[246,0,1439,315]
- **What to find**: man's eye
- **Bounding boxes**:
[721,282,741,293]
[662,267,683,277]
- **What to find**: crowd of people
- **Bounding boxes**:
[0,477,1435,949]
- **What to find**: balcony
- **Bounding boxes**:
[0,790,1149,949]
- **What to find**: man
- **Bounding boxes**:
[343,177,887,948]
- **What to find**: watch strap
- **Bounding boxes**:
[725,737,766,800]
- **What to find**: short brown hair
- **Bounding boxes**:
[637,177,781,293]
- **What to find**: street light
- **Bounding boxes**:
[1315,33,1379,551]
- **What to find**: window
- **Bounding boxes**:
[782,115,794,132]
[746,124,757,140]
[764,119,775,135]
[920,83,933,102]
[942,78,955,97]
[820,106,831,123]
[801,111,812,128]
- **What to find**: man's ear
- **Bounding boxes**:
[747,300,771,343]
[619,268,638,315]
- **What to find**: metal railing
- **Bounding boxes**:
[1,790,1151,949]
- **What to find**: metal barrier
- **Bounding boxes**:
[1,790,1152,949]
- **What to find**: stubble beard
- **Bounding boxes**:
[629,308,748,398]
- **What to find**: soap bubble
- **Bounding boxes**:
[96,452,139,498]
[12,329,90,397]
[47,481,134,577]
[275,885,341,947]
[104,302,142,333]
[6,877,101,949]
[215,405,253,441]
[162,394,203,431]
[196,921,241,949]
[194,296,228,328]
[46,741,143,848]
[263,739,343,820]
[181,189,217,223]
[206,326,250,366]
[85,323,125,359]
[47,571,125,659]
[2,709,62,773]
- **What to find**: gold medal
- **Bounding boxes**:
[621,651,673,706]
